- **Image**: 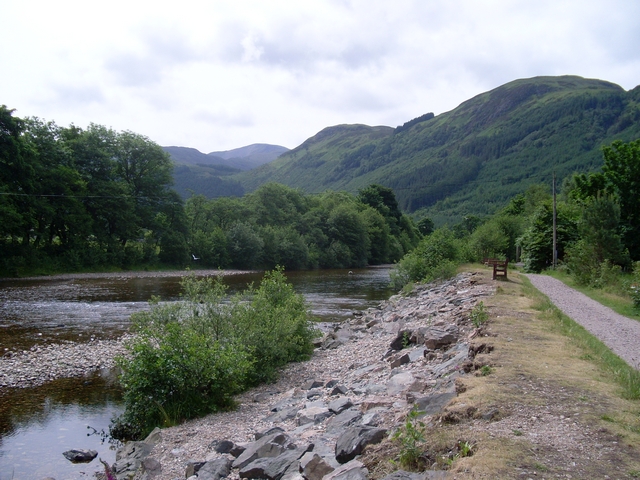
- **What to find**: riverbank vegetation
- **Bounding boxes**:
[1,106,420,276]
[111,268,317,440]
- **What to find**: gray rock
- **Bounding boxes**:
[210,439,235,454]
[414,392,457,416]
[239,448,307,480]
[386,371,416,396]
[299,452,335,480]
[265,405,299,423]
[141,457,161,477]
[330,385,349,396]
[423,327,457,350]
[389,330,414,351]
[297,406,333,426]
[325,407,362,434]
[185,461,206,477]
[255,426,286,440]
[323,459,368,480]
[328,397,353,414]
[197,457,231,480]
[302,380,324,390]
[62,449,98,463]
[232,432,292,469]
[335,427,387,464]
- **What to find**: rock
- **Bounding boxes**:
[265,405,300,423]
[297,406,333,426]
[325,407,363,434]
[239,448,307,480]
[62,449,98,463]
[255,426,286,440]
[299,452,335,480]
[335,427,388,464]
[141,457,161,477]
[389,330,414,351]
[386,371,416,396]
[232,432,293,469]
[303,380,325,390]
[423,327,458,350]
[185,461,206,477]
[328,397,353,414]
[330,385,349,396]
[210,439,235,454]
[196,457,232,480]
[323,459,368,480]
[414,392,457,416]
[388,352,410,368]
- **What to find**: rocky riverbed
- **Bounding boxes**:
[0,335,131,388]
[109,272,495,480]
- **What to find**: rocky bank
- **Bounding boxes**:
[110,272,495,480]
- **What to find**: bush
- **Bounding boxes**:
[391,228,460,289]
[631,262,640,310]
[112,268,316,439]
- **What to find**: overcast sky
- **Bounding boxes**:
[2,0,639,153]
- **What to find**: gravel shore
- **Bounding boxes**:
[526,274,640,370]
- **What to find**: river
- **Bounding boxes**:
[0,266,394,479]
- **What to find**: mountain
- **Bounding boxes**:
[164,143,289,199]
[232,76,640,224]
[164,143,289,171]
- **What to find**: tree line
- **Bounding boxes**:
[1,106,421,276]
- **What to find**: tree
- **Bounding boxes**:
[601,139,640,260]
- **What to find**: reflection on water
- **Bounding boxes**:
[0,266,394,479]
[0,371,123,480]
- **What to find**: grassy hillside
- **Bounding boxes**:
[234,76,640,224]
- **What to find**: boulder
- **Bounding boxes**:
[299,452,335,480]
[389,330,414,351]
[62,449,98,463]
[196,457,231,480]
[232,432,293,469]
[414,392,457,416]
[422,327,457,350]
[325,407,362,434]
[323,459,368,480]
[328,397,353,414]
[239,448,306,480]
[335,427,387,464]
[297,406,333,426]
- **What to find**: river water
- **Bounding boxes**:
[0,266,394,479]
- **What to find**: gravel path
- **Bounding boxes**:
[526,274,640,370]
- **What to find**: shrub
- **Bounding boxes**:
[391,228,460,289]
[112,268,316,439]
[631,262,640,310]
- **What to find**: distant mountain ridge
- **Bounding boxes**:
[163,143,289,171]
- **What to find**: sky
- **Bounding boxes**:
[1,0,639,153]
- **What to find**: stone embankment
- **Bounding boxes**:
[0,336,131,388]
[113,272,495,480]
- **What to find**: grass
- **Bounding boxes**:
[544,268,640,321]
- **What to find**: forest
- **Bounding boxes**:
[0,106,421,276]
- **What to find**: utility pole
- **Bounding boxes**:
[552,171,557,269]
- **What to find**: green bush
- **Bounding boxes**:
[631,262,640,310]
[391,228,460,289]
[111,268,316,440]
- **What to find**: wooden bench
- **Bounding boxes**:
[492,259,508,280]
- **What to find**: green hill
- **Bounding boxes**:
[233,76,640,224]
